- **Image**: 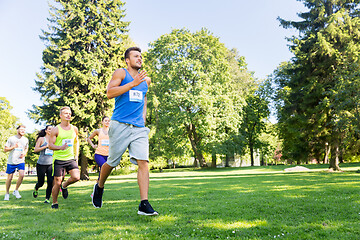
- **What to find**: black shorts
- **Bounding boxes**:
[53,159,79,177]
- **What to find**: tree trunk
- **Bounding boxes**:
[314,151,321,164]
[249,144,254,166]
[323,142,330,164]
[185,123,206,167]
[211,150,217,168]
[225,154,230,167]
[193,157,199,168]
[260,152,266,166]
[329,142,341,171]
[339,147,344,163]
[80,151,89,180]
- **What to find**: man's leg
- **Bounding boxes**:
[62,169,80,188]
[5,173,14,194]
[14,170,25,191]
[136,160,158,216]
[92,162,113,208]
[52,176,63,204]
[98,163,114,188]
[137,160,149,200]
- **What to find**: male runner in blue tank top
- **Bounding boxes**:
[92,47,158,216]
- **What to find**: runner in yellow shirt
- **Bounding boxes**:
[49,106,80,209]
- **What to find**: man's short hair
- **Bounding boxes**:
[60,106,71,115]
[124,47,141,60]
[16,125,26,130]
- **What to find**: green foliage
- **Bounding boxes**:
[25,131,39,167]
[29,0,132,176]
[239,81,271,166]
[272,1,360,167]
[146,28,251,167]
[0,97,18,170]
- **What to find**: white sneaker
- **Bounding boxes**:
[4,194,9,201]
[13,190,21,199]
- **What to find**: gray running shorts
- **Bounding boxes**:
[107,120,150,167]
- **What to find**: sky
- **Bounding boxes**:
[0,0,306,133]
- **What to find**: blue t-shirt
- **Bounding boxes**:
[111,69,148,127]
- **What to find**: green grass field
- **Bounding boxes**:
[1,163,360,239]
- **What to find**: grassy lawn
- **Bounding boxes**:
[1,163,360,239]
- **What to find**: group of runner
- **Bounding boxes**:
[3,47,158,216]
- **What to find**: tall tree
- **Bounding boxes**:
[29,0,130,179]
[274,0,360,170]
[146,29,248,167]
[0,97,18,170]
[240,84,270,166]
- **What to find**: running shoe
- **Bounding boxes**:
[4,194,9,201]
[138,200,159,216]
[91,183,103,208]
[33,187,38,198]
[51,203,59,209]
[61,185,68,199]
[13,190,21,199]
[44,199,50,204]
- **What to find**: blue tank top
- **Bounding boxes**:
[111,69,148,127]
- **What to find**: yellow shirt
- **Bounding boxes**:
[53,125,76,160]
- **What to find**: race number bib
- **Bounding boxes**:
[129,90,143,102]
[62,139,73,147]
[45,149,54,156]
[14,147,23,152]
[12,147,23,161]
[101,139,109,146]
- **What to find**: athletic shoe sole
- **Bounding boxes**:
[91,184,102,208]
[137,210,159,216]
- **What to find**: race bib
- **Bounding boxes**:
[101,139,109,146]
[62,139,73,147]
[14,147,23,152]
[129,90,143,102]
[45,149,54,156]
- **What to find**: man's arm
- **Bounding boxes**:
[107,69,148,99]
[4,143,18,152]
[21,146,29,159]
[74,126,80,160]
[142,77,151,123]
[49,127,68,151]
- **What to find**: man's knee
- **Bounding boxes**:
[70,169,80,181]
[18,170,25,178]
[53,177,63,186]
[7,174,14,181]
[137,160,149,171]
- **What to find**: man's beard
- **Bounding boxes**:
[131,63,141,71]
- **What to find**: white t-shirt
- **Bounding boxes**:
[5,135,29,165]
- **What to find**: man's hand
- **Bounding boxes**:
[60,143,69,150]
[132,70,147,87]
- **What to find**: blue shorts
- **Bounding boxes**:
[94,154,107,167]
[6,163,25,174]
